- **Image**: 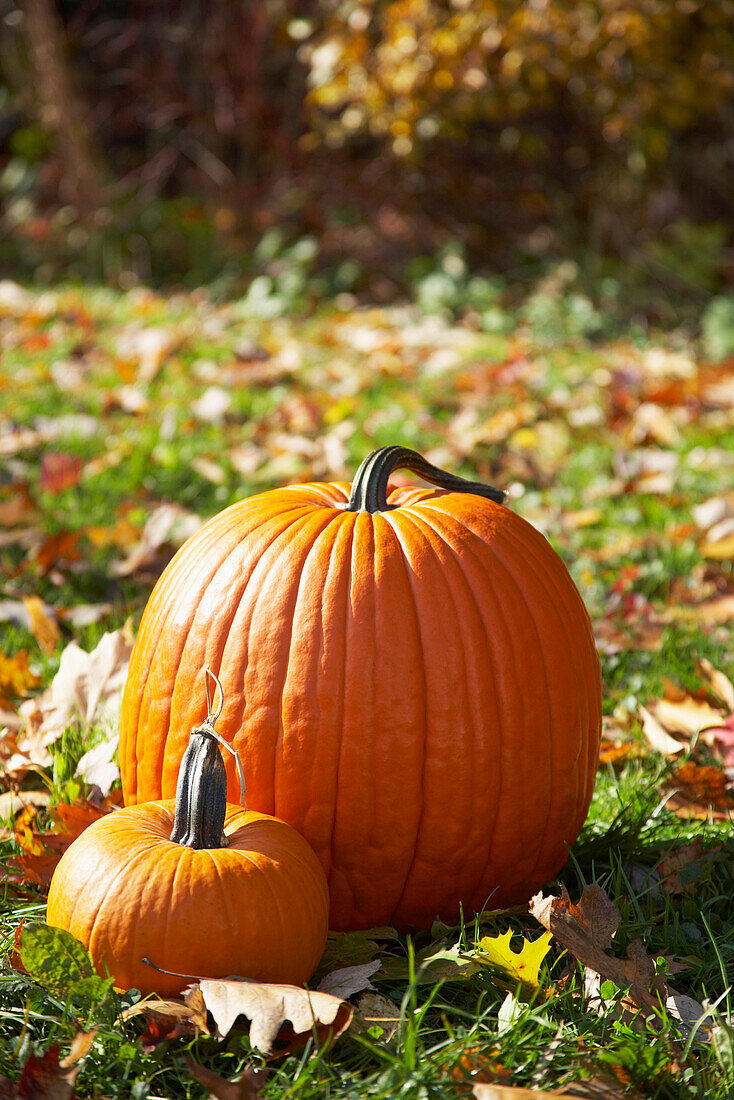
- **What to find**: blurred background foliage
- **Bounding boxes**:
[1,0,733,341]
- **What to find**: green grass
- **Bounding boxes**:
[0,283,732,1097]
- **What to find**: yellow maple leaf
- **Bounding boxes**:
[475,930,553,996]
[0,650,40,709]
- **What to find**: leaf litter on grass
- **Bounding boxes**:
[1,283,733,1097]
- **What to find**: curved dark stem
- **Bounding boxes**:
[346,446,505,514]
[169,729,228,849]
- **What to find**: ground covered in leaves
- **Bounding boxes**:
[0,280,733,1098]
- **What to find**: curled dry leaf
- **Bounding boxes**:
[192,977,353,1055]
[185,1058,268,1100]
[529,884,665,1013]
[638,705,686,756]
[19,628,133,749]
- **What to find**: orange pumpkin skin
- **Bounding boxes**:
[120,474,601,932]
[46,802,330,996]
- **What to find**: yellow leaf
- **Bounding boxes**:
[475,930,553,996]
[23,596,61,656]
[0,649,40,709]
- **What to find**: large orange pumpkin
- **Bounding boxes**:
[49,673,329,995]
[120,446,602,931]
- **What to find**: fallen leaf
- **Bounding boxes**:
[18,629,132,747]
[186,1059,268,1100]
[352,991,401,1042]
[10,798,119,887]
[39,453,83,495]
[0,484,37,526]
[120,998,209,1049]
[707,715,734,774]
[192,977,352,1055]
[529,884,665,1013]
[111,503,201,576]
[598,740,635,766]
[191,386,232,423]
[661,762,734,820]
[650,695,725,739]
[0,1046,80,1100]
[85,518,140,549]
[316,927,398,976]
[0,650,40,709]
[0,790,51,819]
[638,706,686,756]
[316,960,381,998]
[697,658,734,711]
[74,737,119,796]
[475,931,553,997]
[59,1029,99,1067]
[31,531,81,575]
[563,508,602,529]
[22,597,61,656]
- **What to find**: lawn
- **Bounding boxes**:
[0,280,733,1098]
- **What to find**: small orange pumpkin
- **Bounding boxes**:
[47,672,329,996]
[120,446,602,931]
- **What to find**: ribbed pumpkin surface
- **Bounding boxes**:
[47,802,329,995]
[120,481,602,931]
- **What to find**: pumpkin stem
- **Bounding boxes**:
[169,669,246,850]
[346,445,505,514]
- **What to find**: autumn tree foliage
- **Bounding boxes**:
[3,0,733,265]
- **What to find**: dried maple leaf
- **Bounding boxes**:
[185,1059,268,1100]
[475,930,553,998]
[190,977,352,1055]
[529,884,665,1013]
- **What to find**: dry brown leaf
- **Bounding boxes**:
[661,763,734,821]
[59,1029,99,1067]
[39,454,83,495]
[22,597,61,657]
[0,1046,80,1100]
[185,1058,268,1100]
[193,977,353,1055]
[529,884,664,1013]
[352,991,401,1042]
[120,997,209,1049]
